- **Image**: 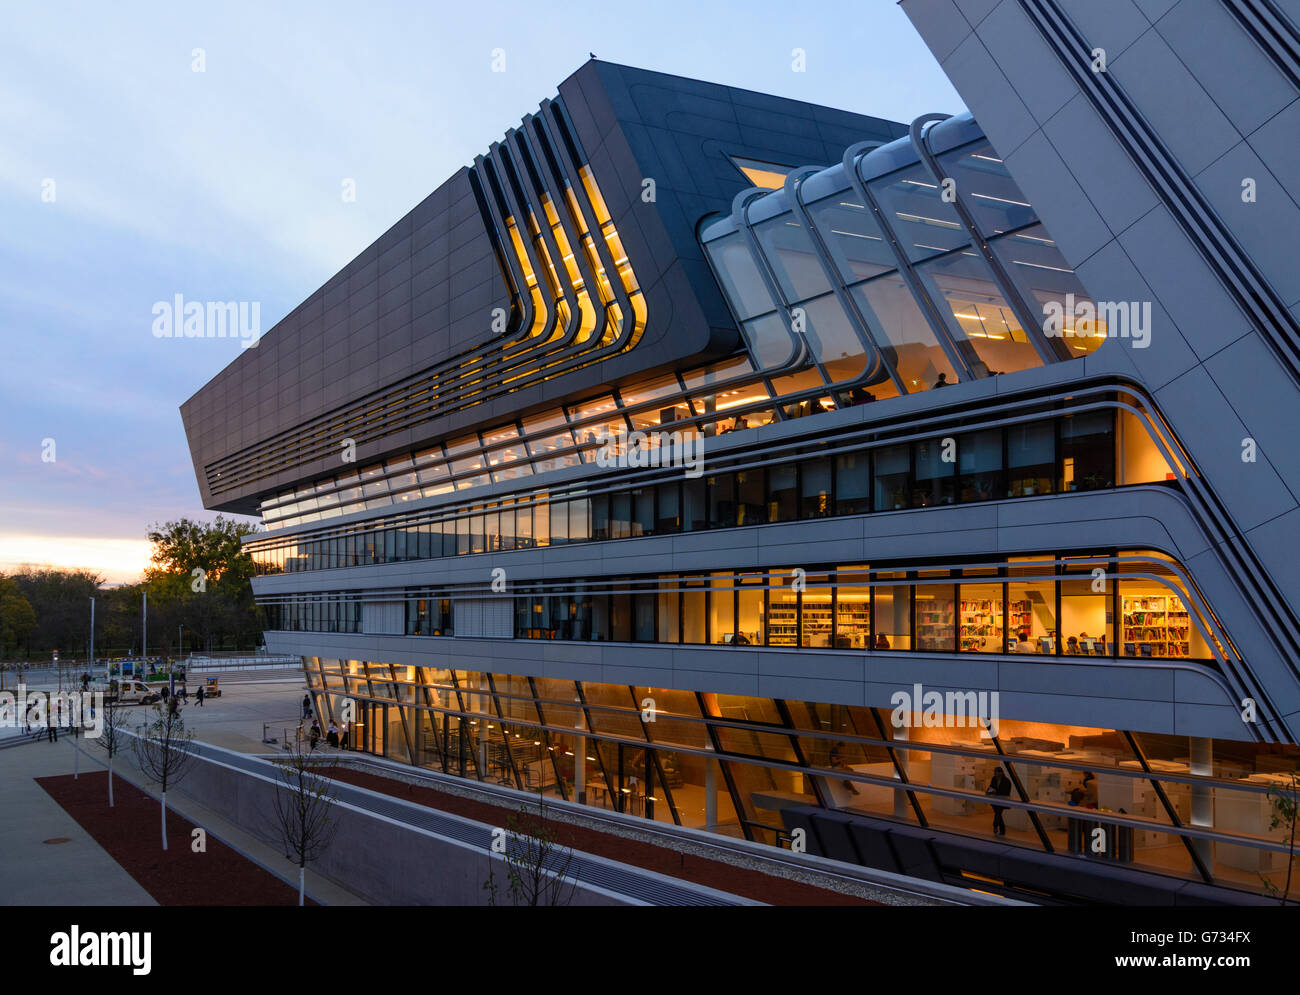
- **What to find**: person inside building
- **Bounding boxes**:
[849,387,876,405]
[933,372,950,388]
[829,742,861,796]
[986,765,1013,835]
[1016,629,1037,653]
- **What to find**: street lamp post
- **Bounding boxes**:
[171,623,183,696]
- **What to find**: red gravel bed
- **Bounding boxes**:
[325,766,875,906]
[37,771,311,906]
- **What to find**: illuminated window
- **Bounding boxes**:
[729,155,796,190]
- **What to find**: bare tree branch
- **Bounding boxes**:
[269,738,341,906]
[132,703,196,850]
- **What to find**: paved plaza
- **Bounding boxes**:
[0,675,366,906]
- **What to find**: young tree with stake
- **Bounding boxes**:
[132,702,196,850]
[1265,769,1299,906]
[483,791,577,907]
[270,737,340,906]
[97,699,128,807]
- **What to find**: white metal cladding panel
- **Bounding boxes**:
[453,598,513,638]
[362,601,405,635]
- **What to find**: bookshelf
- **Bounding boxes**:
[803,597,833,647]
[766,596,798,647]
[959,598,1004,652]
[1122,594,1191,658]
[835,597,871,648]
[1008,599,1033,638]
[916,598,955,651]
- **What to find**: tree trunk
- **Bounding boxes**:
[108,755,115,808]
[161,791,168,850]
[299,864,305,907]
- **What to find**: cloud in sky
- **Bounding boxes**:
[1,0,964,585]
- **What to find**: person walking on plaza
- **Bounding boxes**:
[339,720,349,750]
[987,765,1013,835]
[302,694,312,719]
[327,720,339,748]
[47,701,60,742]
[309,720,321,750]
[196,684,205,706]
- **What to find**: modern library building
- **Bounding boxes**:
[183,1,1300,903]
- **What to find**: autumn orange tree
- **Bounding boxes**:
[144,516,262,654]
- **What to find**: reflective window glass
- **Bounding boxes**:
[852,274,958,392]
[937,140,1036,237]
[704,231,777,320]
[754,210,832,302]
[805,190,895,284]
[917,250,1042,377]
[868,164,969,263]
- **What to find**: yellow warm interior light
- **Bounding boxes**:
[739,165,788,189]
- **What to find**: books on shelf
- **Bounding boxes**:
[1120,594,1190,658]
[959,598,1003,651]
[917,599,955,650]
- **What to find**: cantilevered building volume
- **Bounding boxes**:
[182,7,1300,905]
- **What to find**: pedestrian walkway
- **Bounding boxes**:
[0,734,368,907]
[0,736,154,906]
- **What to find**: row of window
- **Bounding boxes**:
[256,354,759,530]
[702,132,1102,403]
[263,551,1215,661]
[249,408,1172,575]
[212,128,644,500]
[306,663,1296,896]
[254,126,1083,534]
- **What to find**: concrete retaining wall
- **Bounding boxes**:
[169,749,629,906]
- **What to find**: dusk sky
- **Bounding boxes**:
[0,0,964,584]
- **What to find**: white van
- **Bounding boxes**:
[108,679,160,705]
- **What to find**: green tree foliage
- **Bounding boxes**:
[0,577,38,655]
[145,515,258,586]
[144,516,262,653]
[6,568,99,657]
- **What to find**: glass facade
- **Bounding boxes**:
[304,660,1300,899]
[265,550,1223,667]
[249,406,1166,575]
[257,122,1106,537]
[700,124,1100,402]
